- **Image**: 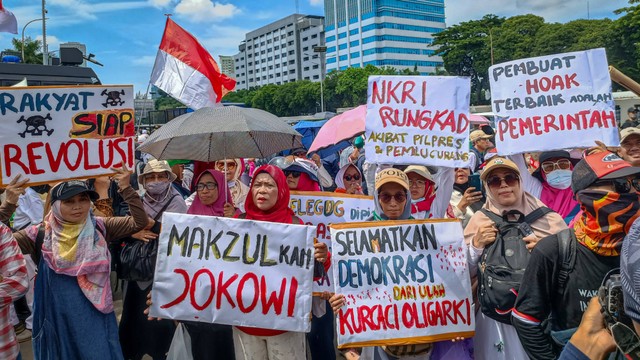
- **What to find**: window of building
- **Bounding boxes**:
[311,34,318,39]
[289,50,294,55]
[261,50,266,54]
[283,71,288,75]
[303,57,309,61]
[304,76,310,80]
[303,37,308,41]
[269,65,273,70]
[289,60,295,64]
[276,73,281,77]
[276,63,280,68]
[288,31,294,36]
[303,66,309,71]
[303,46,309,51]
[267,57,272,61]
[275,55,280,59]
[313,75,319,79]
[268,48,272,52]
[326,35,336,42]
[312,64,319,69]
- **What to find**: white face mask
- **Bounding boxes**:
[546,169,572,190]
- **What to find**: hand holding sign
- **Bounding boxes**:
[314,242,328,263]
[4,174,29,205]
[110,162,132,190]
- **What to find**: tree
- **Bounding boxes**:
[433,14,505,105]
[154,89,184,110]
[4,37,42,64]
[610,0,640,82]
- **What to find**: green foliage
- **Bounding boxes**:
[434,4,640,104]
[5,37,42,64]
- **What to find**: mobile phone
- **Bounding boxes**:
[468,173,482,193]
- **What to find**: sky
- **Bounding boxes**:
[0,0,630,95]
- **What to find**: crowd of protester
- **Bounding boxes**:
[1,119,640,360]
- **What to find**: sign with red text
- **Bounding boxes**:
[331,219,474,348]
[290,191,375,294]
[364,76,471,167]
[0,85,135,186]
[489,48,618,154]
[149,212,316,332]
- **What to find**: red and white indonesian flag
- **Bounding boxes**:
[150,18,236,110]
[0,1,18,34]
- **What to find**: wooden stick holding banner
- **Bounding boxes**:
[149,212,317,333]
[331,219,474,349]
[289,191,375,294]
[0,85,135,186]
[489,48,619,154]
[364,75,471,168]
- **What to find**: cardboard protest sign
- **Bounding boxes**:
[290,191,375,294]
[489,48,618,154]
[331,219,474,348]
[364,76,471,167]
[150,212,316,333]
[0,85,135,186]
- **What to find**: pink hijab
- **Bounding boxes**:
[540,171,580,221]
[187,169,233,216]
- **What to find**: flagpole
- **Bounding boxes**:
[140,82,152,128]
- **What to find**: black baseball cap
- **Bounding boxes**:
[629,107,638,113]
[50,180,100,203]
[532,150,578,181]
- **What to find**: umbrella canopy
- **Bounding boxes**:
[308,105,366,153]
[138,106,303,162]
[469,114,490,125]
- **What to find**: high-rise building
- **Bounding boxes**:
[219,55,235,78]
[233,14,325,90]
[323,0,445,74]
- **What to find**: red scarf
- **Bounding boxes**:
[294,172,320,192]
[411,181,436,214]
[243,165,295,223]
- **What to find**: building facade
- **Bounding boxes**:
[219,55,235,78]
[233,14,325,90]
[323,0,445,74]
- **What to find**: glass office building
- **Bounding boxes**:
[323,0,445,74]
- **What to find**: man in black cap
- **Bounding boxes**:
[512,150,640,359]
[620,107,639,129]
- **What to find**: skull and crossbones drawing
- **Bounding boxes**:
[102,89,126,107]
[17,113,55,138]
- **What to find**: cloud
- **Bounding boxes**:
[35,34,62,52]
[174,0,239,22]
[148,0,172,7]
[309,0,323,6]
[132,55,157,66]
[47,0,152,22]
[199,24,250,56]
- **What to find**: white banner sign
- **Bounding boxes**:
[364,75,471,167]
[331,219,474,348]
[149,212,316,333]
[0,85,135,186]
[489,48,618,154]
[290,191,375,294]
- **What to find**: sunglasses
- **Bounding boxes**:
[196,182,218,191]
[344,174,361,181]
[215,162,236,169]
[284,170,301,178]
[541,159,572,174]
[409,179,427,187]
[594,177,640,193]
[486,173,520,189]
[379,192,407,203]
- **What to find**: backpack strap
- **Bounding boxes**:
[556,229,577,292]
[479,208,508,228]
[523,207,553,224]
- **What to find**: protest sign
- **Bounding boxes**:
[331,219,474,348]
[0,85,135,186]
[489,48,618,154]
[150,212,316,332]
[290,191,375,294]
[364,76,471,167]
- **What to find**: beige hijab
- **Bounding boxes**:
[463,170,567,245]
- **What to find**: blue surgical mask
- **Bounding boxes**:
[546,169,572,190]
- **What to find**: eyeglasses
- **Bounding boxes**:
[215,162,236,170]
[409,179,427,187]
[284,170,301,178]
[292,151,307,157]
[379,192,407,203]
[486,173,520,189]
[594,177,640,193]
[541,159,572,174]
[145,173,169,181]
[344,174,361,181]
[196,182,218,191]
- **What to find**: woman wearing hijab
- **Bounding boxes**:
[233,164,329,360]
[119,159,188,360]
[282,158,322,192]
[216,158,250,212]
[335,163,364,195]
[464,157,567,360]
[183,169,235,359]
[512,151,580,224]
[450,166,483,228]
[9,166,147,359]
[330,168,473,360]
[403,165,437,219]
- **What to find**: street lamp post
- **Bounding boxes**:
[22,18,47,63]
[313,46,327,113]
[42,0,48,65]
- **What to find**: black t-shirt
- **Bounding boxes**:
[512,230,619,359]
